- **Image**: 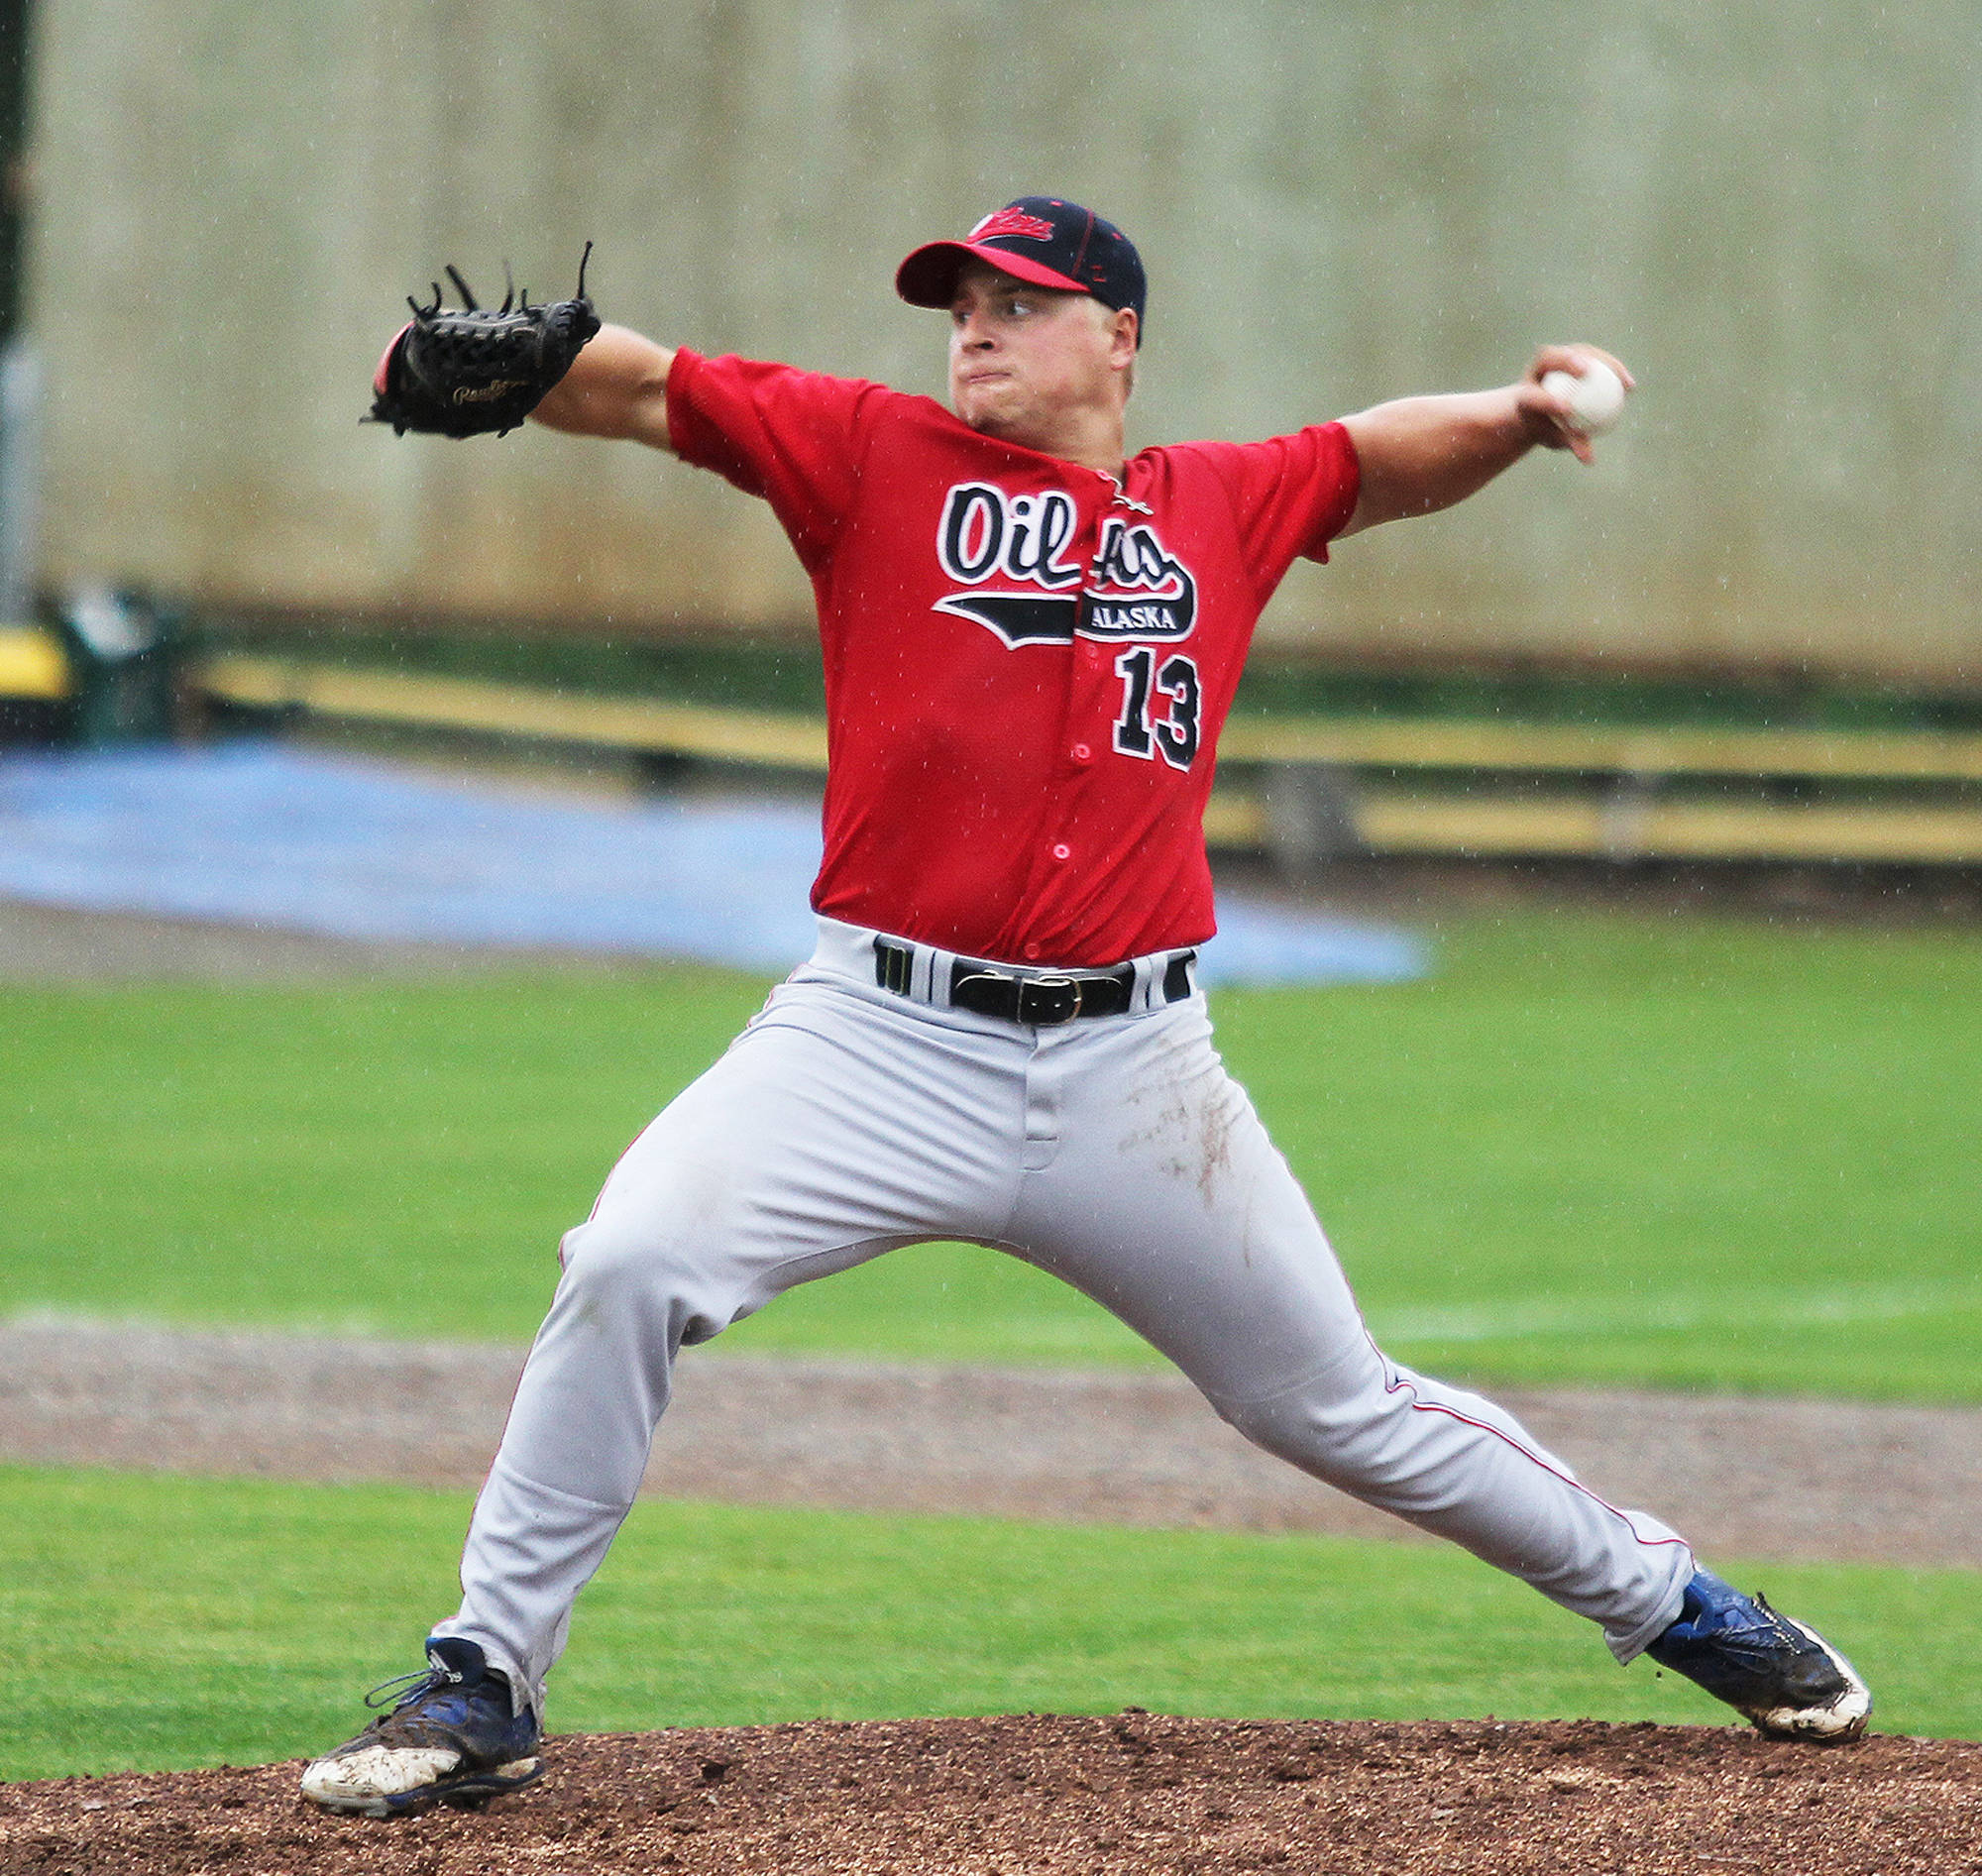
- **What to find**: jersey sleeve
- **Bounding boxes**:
[666,350,892,572]
[1195,421,1363,602]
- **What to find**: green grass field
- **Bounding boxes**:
[4,909,1976,1398]
[4,1465,1975,1781]
[5,905,1978,1777]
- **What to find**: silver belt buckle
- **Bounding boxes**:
[1016,973,1082,1026]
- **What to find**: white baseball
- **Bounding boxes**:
[1541,361,1627,437]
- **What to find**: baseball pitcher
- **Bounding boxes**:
[304,198,1869,1817]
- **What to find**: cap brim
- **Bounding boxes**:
[895,240,1089,308]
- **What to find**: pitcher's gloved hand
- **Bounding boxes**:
[367,244,599,438]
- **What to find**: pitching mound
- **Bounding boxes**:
[6,1714,1978,1875]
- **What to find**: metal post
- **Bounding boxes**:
[0,336,38,620]
[0,0,37,624]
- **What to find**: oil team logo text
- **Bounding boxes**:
[932,482,1198,647]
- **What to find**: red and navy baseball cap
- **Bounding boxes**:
[896,196,1147,344]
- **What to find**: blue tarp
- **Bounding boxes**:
[0,743,1426,986]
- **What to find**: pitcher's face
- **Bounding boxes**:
[947,263,1136,449]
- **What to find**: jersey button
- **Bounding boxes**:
[1070,742,1091,762]
[1051,842,1072,860]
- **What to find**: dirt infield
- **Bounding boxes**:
[8,1319,1982,1567]
[6,1715,1979,1875]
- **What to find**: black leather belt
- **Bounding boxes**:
[874,938,1195,1026]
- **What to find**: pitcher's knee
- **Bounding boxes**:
[554,1216,734,1347]
[1216,1361,1426,1495]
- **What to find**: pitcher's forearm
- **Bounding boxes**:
[1340,389,1536,531]
[1338,345,1633,535]
[531,324,677,448]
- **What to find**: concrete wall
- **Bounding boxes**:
[25,0,1982,680]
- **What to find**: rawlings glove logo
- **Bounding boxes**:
[451,380,528,404]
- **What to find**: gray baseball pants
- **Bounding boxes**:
[437,917,1694,1713]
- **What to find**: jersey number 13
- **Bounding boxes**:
[1113,646,1202,770]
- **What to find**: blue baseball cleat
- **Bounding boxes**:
[299,1636,543,1817]
[1647,1570,1871,1742]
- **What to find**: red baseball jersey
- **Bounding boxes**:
[667,350,1360,967]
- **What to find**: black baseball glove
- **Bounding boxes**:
[367,244,600,438]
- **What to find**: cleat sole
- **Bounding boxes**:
[304,1756,543,1820]
[1742,1618,1872,1744]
